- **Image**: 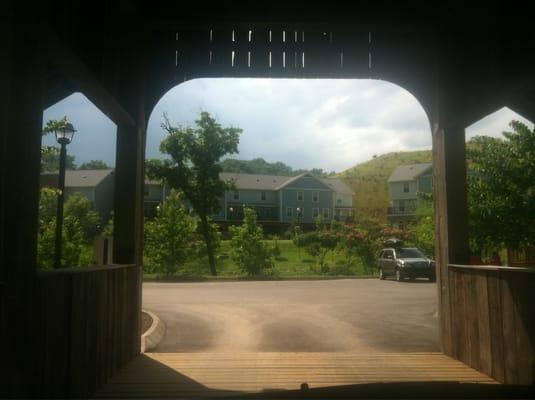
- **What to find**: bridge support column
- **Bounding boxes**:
[0,5,45,395]
[432,118,470,356]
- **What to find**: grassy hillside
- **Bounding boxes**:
[338,150,432,221]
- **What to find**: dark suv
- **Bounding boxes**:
[377,247,436,282]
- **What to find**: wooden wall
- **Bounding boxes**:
[448,265,535,385]
[30,264,141,398]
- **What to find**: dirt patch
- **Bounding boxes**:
[142,311,153,335]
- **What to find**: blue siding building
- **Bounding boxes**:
[146,172,355,224]
[216,172,354,224]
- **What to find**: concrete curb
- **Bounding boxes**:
[141,309,166,353]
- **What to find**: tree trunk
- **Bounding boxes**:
[200,214,217,275]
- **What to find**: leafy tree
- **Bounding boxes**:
[146,112,241,275]
[294,219,340,273]
[219,158,335,177]
[37,216,86,269]
[79,160,110,170]
[37,189,88,269]
[38,187,59,225]
[41,146,76,171]
[407,202,435,257]
[229,207,274,275]
[64,192,101,240]
[406,193,435,257]
[340,217,407,274]
[41,118,77,171]
[144,190,197,276]
[467,121,535,253]
[102,212,114,237]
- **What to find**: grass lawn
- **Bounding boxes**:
[143,240,374,281]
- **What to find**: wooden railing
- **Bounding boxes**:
[447,264,535,385]
[30,264,141,398]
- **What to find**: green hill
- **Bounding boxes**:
[338,150,432,221]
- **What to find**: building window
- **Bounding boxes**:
[286,207,293,217]
[403,183,410,193]
[233,191,240,200]
[261,191,266,201]
[312,191,319,202]
[296,207,303,218]
[144,184,150,196]
[323,208,330,219]
[337,198,342,205]
[313,208,319,218]
[297,191,304,201]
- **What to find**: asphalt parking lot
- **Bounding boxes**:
[143,278,439,353]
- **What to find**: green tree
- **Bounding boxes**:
[229,207,274,275]
[406,193,435,257]
[294,220,340,273]
[144,190,197,276]
[467,121,535,253]
[146,112,241,275]
[64,192,101,240]
[340,218,407,274]
[37,188,88,269]
[102,212,114,237]
[79,160,110,170]
[41,146,76,171]
[41,118,77,171]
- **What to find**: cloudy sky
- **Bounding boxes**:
[43,78,533,172]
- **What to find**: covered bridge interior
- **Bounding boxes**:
[1,0,534,397]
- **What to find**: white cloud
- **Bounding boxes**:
[43,82,535,174]
[148,78,432,172]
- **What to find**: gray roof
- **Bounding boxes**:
[220,172,292,190]
[42,169,114,187]
[220,172,354,194]
[388,163,432,183]
[319,178,355,195]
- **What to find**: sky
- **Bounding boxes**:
[43,78,533,173]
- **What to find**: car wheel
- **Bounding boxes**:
[379,268,385,280]
[396,268,402,282]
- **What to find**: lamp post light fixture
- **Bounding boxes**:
[53,116,77,268]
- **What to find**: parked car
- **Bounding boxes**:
[377,247,436,282]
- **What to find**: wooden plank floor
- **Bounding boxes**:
[95,352,497,398]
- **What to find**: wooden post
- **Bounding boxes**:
[0,5,45,395]
[432,118,470,357]
[112,74,146,358]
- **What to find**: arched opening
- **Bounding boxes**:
[38,92,117,268]
[141,78,441,364]
[465,106,534,266]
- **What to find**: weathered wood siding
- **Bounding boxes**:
[448,265,535,385]
[30,264,141,398]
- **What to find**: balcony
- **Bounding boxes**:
[387,206,416,216]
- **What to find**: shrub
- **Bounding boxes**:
[144,190,197,276]
[229,207,274,275]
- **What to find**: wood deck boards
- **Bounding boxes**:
[95,352,497,398]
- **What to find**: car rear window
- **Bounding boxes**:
[396,248,425,258]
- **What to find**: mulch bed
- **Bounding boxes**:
[141,311,153,335]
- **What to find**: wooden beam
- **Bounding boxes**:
[0,9,46,396]
[45,28,135,127]
[432,118,470,357]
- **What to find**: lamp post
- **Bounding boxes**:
[53,117,77,268]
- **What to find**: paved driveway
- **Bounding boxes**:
[142,279,439,353]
